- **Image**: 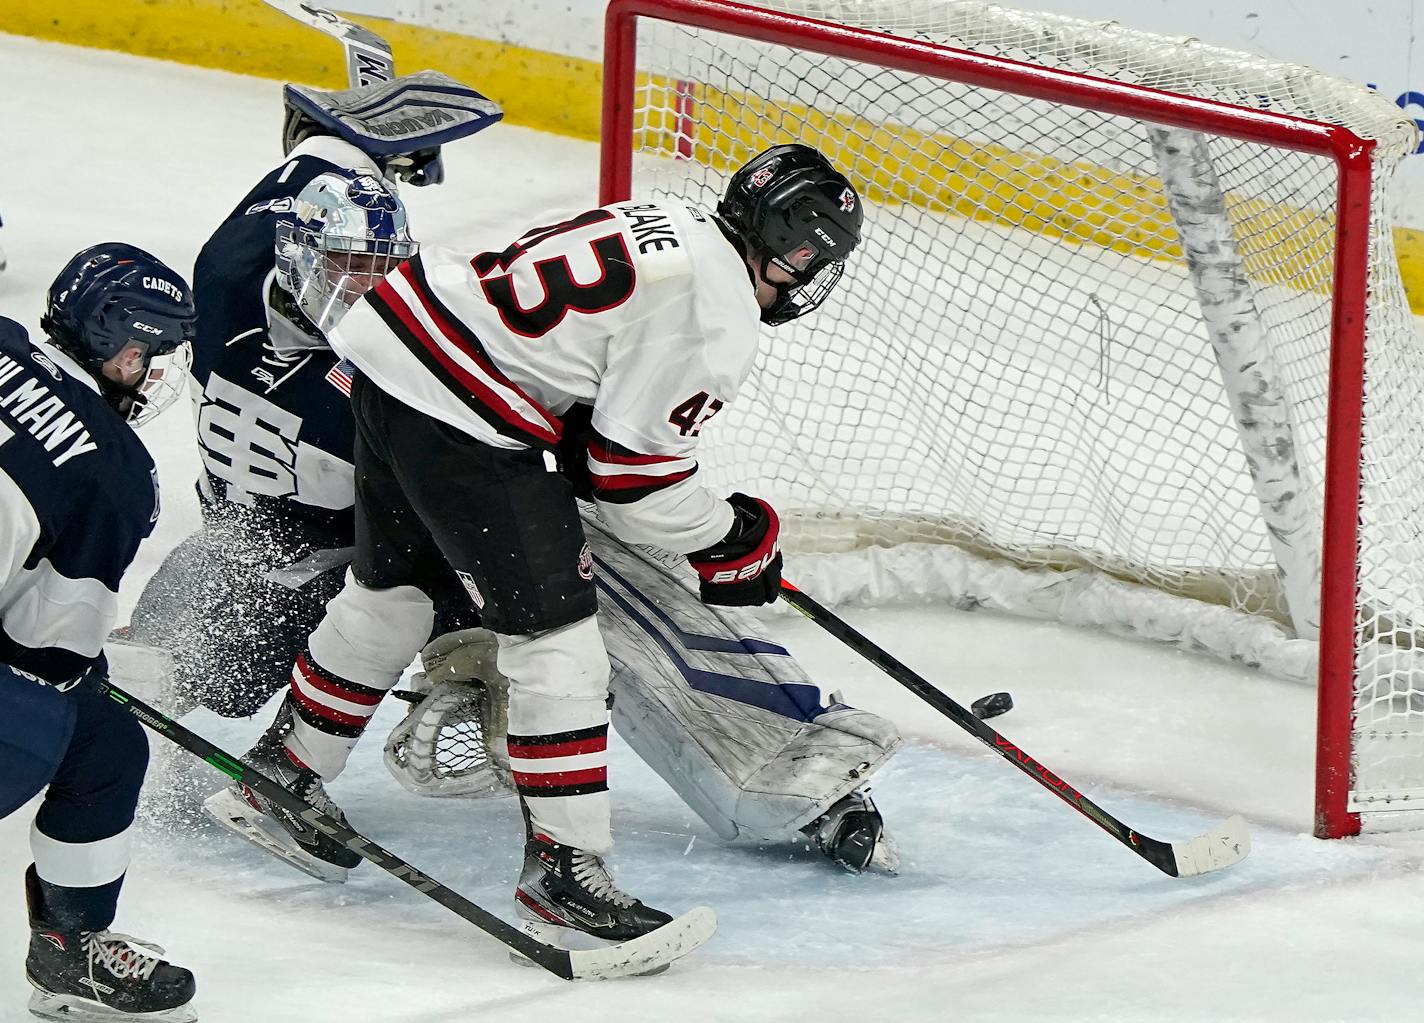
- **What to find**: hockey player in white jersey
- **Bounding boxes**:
[206,144,875,949]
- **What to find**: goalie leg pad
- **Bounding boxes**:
[585,513,902,841]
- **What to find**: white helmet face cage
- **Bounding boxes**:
[127,342,193,427]
[276,172,418,334]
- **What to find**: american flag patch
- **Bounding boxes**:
[325,359,354,396]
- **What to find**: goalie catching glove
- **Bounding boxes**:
[687,493,782,606]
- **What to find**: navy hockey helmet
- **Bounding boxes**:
[717,144,863,326]
[41,242,196,425]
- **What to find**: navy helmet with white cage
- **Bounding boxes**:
[41,242,196,425]
[275,170,418,334]
[716,144,863,325]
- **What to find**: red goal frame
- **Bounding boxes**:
[599,0,1376,838]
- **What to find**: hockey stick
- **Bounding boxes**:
[85,675,715,980]
[263,0,396,87]
[778,581,1250,878]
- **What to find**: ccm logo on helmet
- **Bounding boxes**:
[709,544,781,584]
[131,321,164,335]
[142,276,185,301]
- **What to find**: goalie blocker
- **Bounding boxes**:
[385,508,901,863]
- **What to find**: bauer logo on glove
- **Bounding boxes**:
[687,493,783,606]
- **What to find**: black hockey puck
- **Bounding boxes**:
[971,691,1014,720]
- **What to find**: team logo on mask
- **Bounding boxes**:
[346,175,400,213]
[577,542,594,581]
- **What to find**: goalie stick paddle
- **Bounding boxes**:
[85,676,716,980]
[778,581,1250,878]
[262,0,396,87]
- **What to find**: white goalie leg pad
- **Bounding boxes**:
[499,616,613,856]
[384,628,513,797]
[583,512,902,841]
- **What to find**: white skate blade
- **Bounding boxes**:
[28,987,197,1023]
[203,788,349,884]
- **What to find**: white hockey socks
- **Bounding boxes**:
[499,617,614,856]
[285,574,433,779]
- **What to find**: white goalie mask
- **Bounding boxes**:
[275,170,417,334]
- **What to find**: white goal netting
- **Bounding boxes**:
[609,0,1423,825]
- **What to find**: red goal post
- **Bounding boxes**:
[599,0,1419,838]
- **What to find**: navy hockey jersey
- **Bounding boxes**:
[0,317,158,684]
[189,137,381,533]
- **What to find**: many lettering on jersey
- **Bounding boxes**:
[0,351,98,466]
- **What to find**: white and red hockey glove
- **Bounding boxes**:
[687,493,782,607]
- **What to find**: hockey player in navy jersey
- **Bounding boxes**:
[0,244,198,1022]
[204,143,898,952]
[123,75,500,719]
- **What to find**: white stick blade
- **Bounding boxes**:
[568,906,716,981]
[1171,814,1251,876]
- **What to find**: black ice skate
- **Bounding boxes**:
[802,789,900,873]
[514,834,673,961]
[25,869,197,1023]
[203,713,361,883]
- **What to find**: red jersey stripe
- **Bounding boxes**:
[397,263,563,440]
[373,277,560,446]
[591,468,696,491]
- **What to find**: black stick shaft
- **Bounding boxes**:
[779,581,1182,875]
[86,675,577,977]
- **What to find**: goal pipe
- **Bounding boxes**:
[600,0,1374,838]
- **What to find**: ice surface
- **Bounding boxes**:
[3,32,1424,1023]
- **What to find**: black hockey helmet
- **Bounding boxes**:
[41,242,196,424]
[717,143,863,325]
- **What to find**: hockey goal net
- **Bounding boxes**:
[600,0,1423,837]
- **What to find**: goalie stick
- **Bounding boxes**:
[263,0,396,87]
[84,675,716,980]
[778,581,1250,878]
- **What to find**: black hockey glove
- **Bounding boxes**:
[687,493,782,607]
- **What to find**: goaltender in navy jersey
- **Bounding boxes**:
[0,317,157,685]
[337,201,759,553]
[189,137,381,531]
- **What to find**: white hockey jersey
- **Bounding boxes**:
[331,201,761,553]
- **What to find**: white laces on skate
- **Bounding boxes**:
[570,852,636,909]
[84,931,164,981]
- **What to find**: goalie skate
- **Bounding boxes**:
[802,788,900,873]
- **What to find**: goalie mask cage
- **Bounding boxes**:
[599,0,1423,838]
